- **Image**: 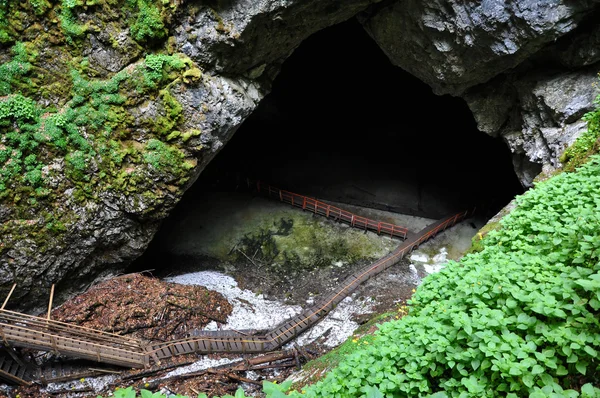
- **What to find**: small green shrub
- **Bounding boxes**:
[0,42,32,95]
[141,53,188,89]
[30,0,51,15]
[128,0,166,42]
[0,94,43,191]
[143,138,192,177]
[59,0,87,39]
[0,0,11,42]
[560,90,600,171]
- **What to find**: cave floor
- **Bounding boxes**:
[12,194,484,397]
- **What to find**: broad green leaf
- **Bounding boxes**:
[581,384,596,397]
[531,365,544,375]
[523,374,534,388]
[362,385,384,398]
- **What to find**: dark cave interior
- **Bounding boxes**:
[131,18,523,271]
[191,18,522,217]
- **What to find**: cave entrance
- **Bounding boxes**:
[192,18,523,218]
[131,18,522,301]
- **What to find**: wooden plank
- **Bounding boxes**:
[0,310,141,345]
[0,330,145,367]
[0,367,31,386]
[1,324,144,358]
[1,285,16,310]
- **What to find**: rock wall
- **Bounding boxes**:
[1,0,599,310]
[0,0,377,312]
[360,0,600,186]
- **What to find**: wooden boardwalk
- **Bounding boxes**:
[146,209,472,360]
[0,182,473,385]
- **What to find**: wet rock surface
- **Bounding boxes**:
[464,66,600,186]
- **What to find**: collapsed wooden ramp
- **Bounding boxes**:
[0,310,148,369]
[0,348,34,386]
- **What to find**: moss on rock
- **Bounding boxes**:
[0,0,217,309]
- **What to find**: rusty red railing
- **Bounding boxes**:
[253,180,409,240]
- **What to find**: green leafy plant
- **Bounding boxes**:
[98,386,255,398]
[280,156,600,397]
[560,87,600,171]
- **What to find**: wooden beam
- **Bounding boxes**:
[1,284,16,310]
[47,284,55,321]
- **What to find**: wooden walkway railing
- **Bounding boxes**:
[145,209,473,359]
[253,180,409,240]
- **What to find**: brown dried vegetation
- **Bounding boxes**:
[51,274,232,342]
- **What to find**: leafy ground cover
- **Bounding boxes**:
[277,155,600,397]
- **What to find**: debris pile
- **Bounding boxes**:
[51,274,233,342]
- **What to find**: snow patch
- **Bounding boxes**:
[166,271,375,349]
[164,357,236,378]
[165,271,302,331]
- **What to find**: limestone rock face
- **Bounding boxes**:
[464,68,600,187]
[361,0,599,95]
[173,0,377,75]
[3,0,600,311]
[0,69,261,313]
[0,0,376,312]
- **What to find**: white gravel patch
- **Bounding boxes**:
[166,271,375,349]
[43,374,119,395]
[164,357,236,378]
[291,295,375,348]
[165,271,302,331]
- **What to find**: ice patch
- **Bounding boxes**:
[165,357,236,378]
[165,271,302,331]
[291,295,374,348]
